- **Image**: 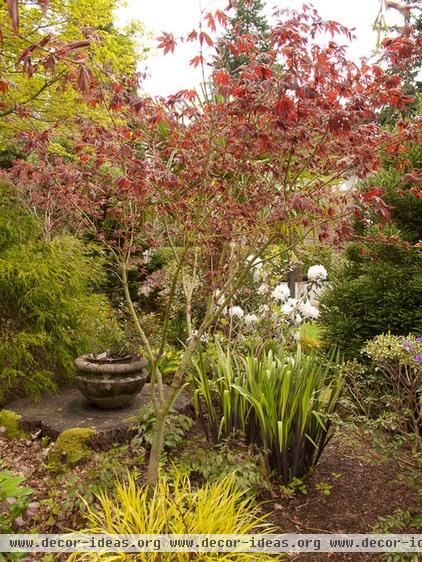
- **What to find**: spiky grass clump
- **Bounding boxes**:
[69,472,280,561]
[192,343,342,483]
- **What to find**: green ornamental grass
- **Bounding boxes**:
[192,343,342,483]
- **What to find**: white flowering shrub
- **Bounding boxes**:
[212,259,328,348]
[272,283,291,302]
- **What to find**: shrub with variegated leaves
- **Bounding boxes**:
[363,333,422,438]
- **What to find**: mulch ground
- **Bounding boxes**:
[264,430,421,561]
[0,425,420,562]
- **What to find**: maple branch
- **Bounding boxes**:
[121,256,161,413]
[181,249,198,338]
[198,0,210,103]
[158,218,191,358]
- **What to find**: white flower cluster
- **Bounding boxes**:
[300,300,320,320]
[271,283,290,302]
[244,313,258,325]
[280,298,320,324]
[257,283,267,295]
[281,298,298,317]
[307,264,327,282]
[216,262,326,338]
[228,306,245,319]
[225,306,258,326]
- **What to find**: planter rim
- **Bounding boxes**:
[75,354,148,375]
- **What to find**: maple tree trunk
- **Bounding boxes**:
[145,330,206,485]
[146,408,167,486]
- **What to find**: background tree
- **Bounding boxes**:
[375,0,422,124]
[0,0,147,236]
[0,0,146,165]
[218,0,270,76]
[320,132,422,356]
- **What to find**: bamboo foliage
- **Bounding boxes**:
[191,344,342,483]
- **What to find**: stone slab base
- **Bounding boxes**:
[5,384,191,446]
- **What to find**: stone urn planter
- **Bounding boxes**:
[74,352,148,409]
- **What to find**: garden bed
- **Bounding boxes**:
[0,422,420,562]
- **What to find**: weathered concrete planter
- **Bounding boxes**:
[75,353,148,409]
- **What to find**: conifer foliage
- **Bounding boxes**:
[219,0,270,76]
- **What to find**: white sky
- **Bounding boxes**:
[118,0,404,96]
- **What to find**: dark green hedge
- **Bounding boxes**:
[319,242,422,358]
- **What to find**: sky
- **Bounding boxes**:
[117,0,404,96]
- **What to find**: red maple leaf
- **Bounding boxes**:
[199,32,213,47]
[190,55,204,68]
[328,114,351,135]
[215,9,228,27]
[275,96,295,119]
[76,65,92,94]
[362,187,384,201]
[204,12,216,32]
[186,30,198,42]
[214,69,230,85]
[174,89,197,101]
[255,66,272,80]
[157,32,177,55]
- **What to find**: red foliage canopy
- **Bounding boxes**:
[7,6,422,283]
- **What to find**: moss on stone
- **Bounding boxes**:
[48,427,96,471]
[0,409,25,438]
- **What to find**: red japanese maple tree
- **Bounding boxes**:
[9,3,422,484]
